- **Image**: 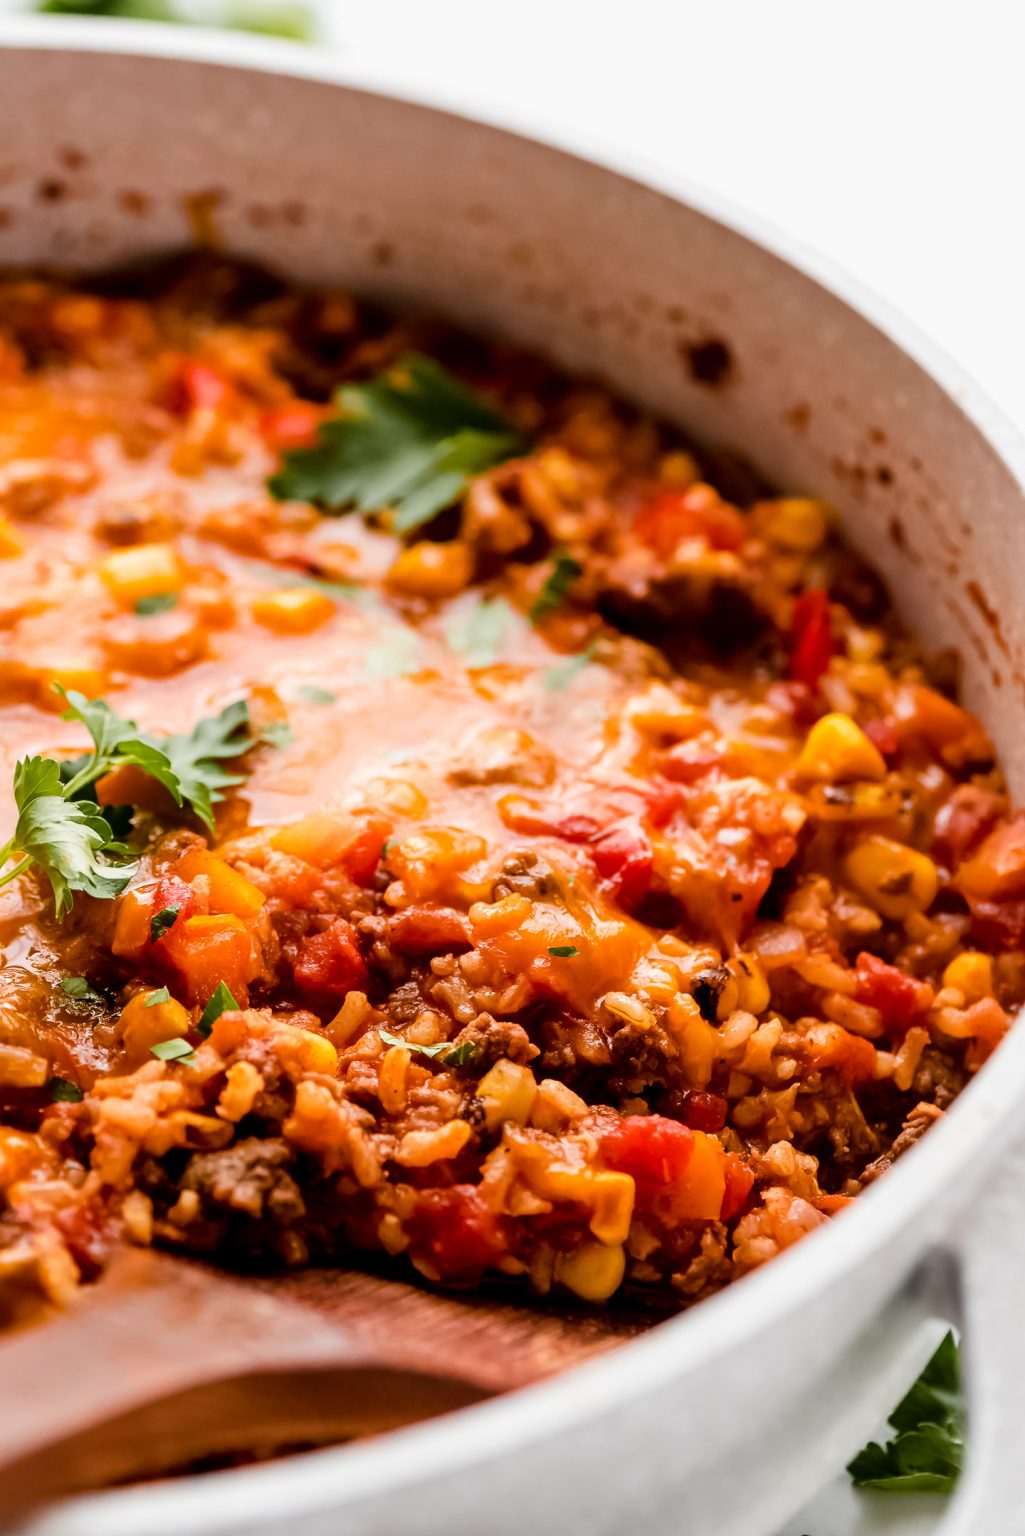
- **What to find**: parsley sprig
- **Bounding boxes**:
[269,355,525,535]
[848,1331,963,1494]
[530,549,583,623]
[0,692,256,920]
[379,1029,480,1068]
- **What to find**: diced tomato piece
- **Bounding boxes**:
[496,795,602,843]
[803,1022,877,1085]
[854,952,930,1032]
[407,1185,505,1278]
[592,822,653,909]
[162,913,252,1007]
[789,590,834,691]
[601,1113,695,1191]
[863,717,900,757]
[388,905,472,955]
[293,918,368,1003]
[967,897,1025,951]
[163,356,231,415]
[720,1153,755,1220]
[661,739,723,784]
[341,816,393,886]
[259,402,324,452]
[634,485,745,558]
[764,680,818,730]
[959,818,1025,901]
[640,777,686,828]
[932,785,1005,866]
[669,1089,728,1134]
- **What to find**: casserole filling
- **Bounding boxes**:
[0,258,1020,1320]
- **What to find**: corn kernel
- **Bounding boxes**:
[120,991,191,1064]
[845,835,938,920]
[99,542,185,606]
[478,1059,537,1129]
[795,713,886,783]
[0,515,25,559]
[731,954,770,1015]
[555,1240,626,1302]
[588,1172,635,1245]
[658,450,701,487]
[942,951,994,1004]
[387,541,473,599]
[252,586,334,634]
[378,1044,410,1114]
[288,1028,339,1076]
[753,497,829,552]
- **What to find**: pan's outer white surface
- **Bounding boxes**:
[0,21,1023,1536]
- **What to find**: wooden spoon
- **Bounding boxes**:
[0,1248,657,1511]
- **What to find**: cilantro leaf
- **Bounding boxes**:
[59,688,184,809]
[530,549,583,623]
[150,906,180,942]
[445,597,514,669]
[848,1331,963,1494]
[47,1075,84,1102]
[197,981,240,1037]
[163,700,254,835]
[261,720,295,750]
[150,1037,195,1062]
[2,695,257,922]
[548,945,579,957]
[543,641,597,692]
[378,1029,480,1068]
[134,592,178,616]
[269,355,524,534]
[6,756,137,918]
[60,975,103,1004]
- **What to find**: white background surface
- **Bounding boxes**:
[4,2,1008,1530]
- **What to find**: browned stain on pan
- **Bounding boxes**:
[184,189,225,250]
[966,579,1010,656]
[683,337,733,387]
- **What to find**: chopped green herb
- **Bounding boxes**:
[35,0,315,40]
[547,945,579,958]
[381,839,395,858]
[296,685,336,706]
[365,628,421,679]
[0,693,258,922]
[150,1037,195,1062]
[269,355,525,535]
[0,756,138,920]
[848,1331,963,1494]
[161,699,255,835]
[543,641,598,692]
[47,1075,84,1103]
[197,981,240,1037]
[144,987,171,1007]
[150,906,180,942]
[378,1029,480,1068]
[59,975,103,1003]
[261,720,295,750]
[445,597,514,669]
[134,592,179,617]
[530,550,583,623]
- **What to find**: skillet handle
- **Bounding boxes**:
[937,1140,1025,1536]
